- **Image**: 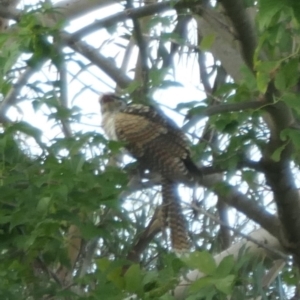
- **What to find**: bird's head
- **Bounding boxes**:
[99,93,125,114]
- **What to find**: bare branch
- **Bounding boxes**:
[62,33,132,89]
[120,168,280,239]
[0,4,19,21]
[56,42,72,138]
[200,174,281,239]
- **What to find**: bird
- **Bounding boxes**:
[99,93,200,252]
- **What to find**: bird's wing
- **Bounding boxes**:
[114,104,199,182]
[115,104,190,155]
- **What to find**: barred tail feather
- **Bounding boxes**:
[162,179,190,252]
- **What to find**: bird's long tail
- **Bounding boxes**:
[162,178,190,252]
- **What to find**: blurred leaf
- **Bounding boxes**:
[214,275,235,294]
[258,0,284,29]
[125,264,144,297]
[256,71,270,94]
[189,276,215,293]
[199,34,215,51]
[271,142,288,162]
[176,101,202,111]
[36,197,51,214]
[281,92,300,113]
[7,122,42,143]
[97,258,125,290]
[182,251,216,275]
[275,59,299,91]
[159,80,183,89]
[214,255,235,278]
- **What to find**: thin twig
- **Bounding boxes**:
[0,63,45,117]
[62,32,132,89]
[56,40,72,138]
[126,0,149,95]
[36,255,63,286]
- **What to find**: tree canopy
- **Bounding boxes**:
[0,0,300,299]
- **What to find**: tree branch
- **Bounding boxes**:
[126,0,149,96]
[126,206,164,263]
[258,85,300,261]
[56,42,72,138]
[0,4,19,20]
[182,100,268,132]
[121,167,281,240]
[53,0,123,22]
[70,1,178,41]
[61,33,132,89]
[220,0,257,70]
[195,7,244,82]
[200,175,281,239]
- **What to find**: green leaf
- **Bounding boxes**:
[199,34,215,51]
[290,1,300,24]
[79,223,105,239]
[107,140,126,153]
[258,0,284,29]
[256,63,276,93]
[240,65,258,91]
[182,251,216,275]
[159,80,183,89]
[255,61,280,93]
[242,169,256,184]
[214,118,239,134]
[176,101,201,111]
[214,255,235,278]
[187,287,216,300]
[281,128,300,151]
[36,197,51,213]
[214,275,235,294]
[96,257,110,272]
[125,264,144,297]
[7,121,42,143]
[275,58,299,91]
[189,276,215,293]
[271,142,288,162]
[255,60,280,74]
[96,258,125,290]
[281,92,300,113]
[125,80,141,94]
[186,105,208,120]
